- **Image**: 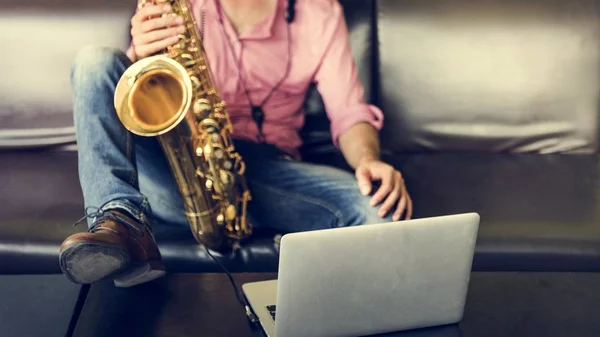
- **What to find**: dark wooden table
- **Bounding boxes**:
[72,272,600,337]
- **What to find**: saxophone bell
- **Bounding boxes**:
[114,56,193,137]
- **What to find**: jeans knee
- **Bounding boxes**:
[342,194,392,227]
[71,46,129,86]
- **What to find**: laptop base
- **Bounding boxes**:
[243,279,278,337]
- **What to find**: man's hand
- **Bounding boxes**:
[355,158,412,221]
[130,3,185,61]
[337,123,413,221]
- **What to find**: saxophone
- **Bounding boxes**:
[113,0,252,252]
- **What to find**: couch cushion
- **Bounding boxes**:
[0,0,132,149]
[377,0,600,154]
[388,152,600,271]
[0,150,280,274]
[2,150,600,274]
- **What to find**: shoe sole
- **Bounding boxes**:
[113,260,166,288]
[59,241,130,284]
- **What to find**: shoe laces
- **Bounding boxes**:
[73,206,144,237]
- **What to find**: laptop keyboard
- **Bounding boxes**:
[266,305,276,321]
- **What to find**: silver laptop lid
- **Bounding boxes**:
[274,213,480,337]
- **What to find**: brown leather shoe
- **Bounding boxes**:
[59,210,165,288]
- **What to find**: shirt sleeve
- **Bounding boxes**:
[312,1,384,147]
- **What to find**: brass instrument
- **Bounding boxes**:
[114,0,252,252]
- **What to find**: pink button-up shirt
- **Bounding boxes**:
[128,0,384,158]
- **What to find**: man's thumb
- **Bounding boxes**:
[355,166,372,195]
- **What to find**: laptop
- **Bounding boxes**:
[242,213,480,337]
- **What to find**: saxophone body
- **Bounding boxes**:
[114,0,252,252]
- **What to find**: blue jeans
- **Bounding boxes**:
[71,46,392,235]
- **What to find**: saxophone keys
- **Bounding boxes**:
[216,213,225,223]
[175,35,186,49]
[219,170,229,184]
[225,204,237,221]
[180,53,196,67]
[203,143,212,155]
[190,76,201,89]
[195,146,202,157]
[193,98,212,117]
[195,167,206,178]
[205,179,213,189]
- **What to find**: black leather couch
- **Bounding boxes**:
[2,0,600,335]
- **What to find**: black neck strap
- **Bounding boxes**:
[215,0,293,141]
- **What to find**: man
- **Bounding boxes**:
[59,0,413,288]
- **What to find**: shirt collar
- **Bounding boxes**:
[201,0,282,40]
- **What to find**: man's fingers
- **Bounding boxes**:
[406,193,413,220]
[355,166,372,196]
[136,35,180,58]
[378,173,403,217]
[134,25,185,45]
[393,188,412,221]
[130,2,182,60]
[370,170,395,206]
[131,4,170,32]
[138,3,171,21]
[139,15,183,34]
[392,193,408,221]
